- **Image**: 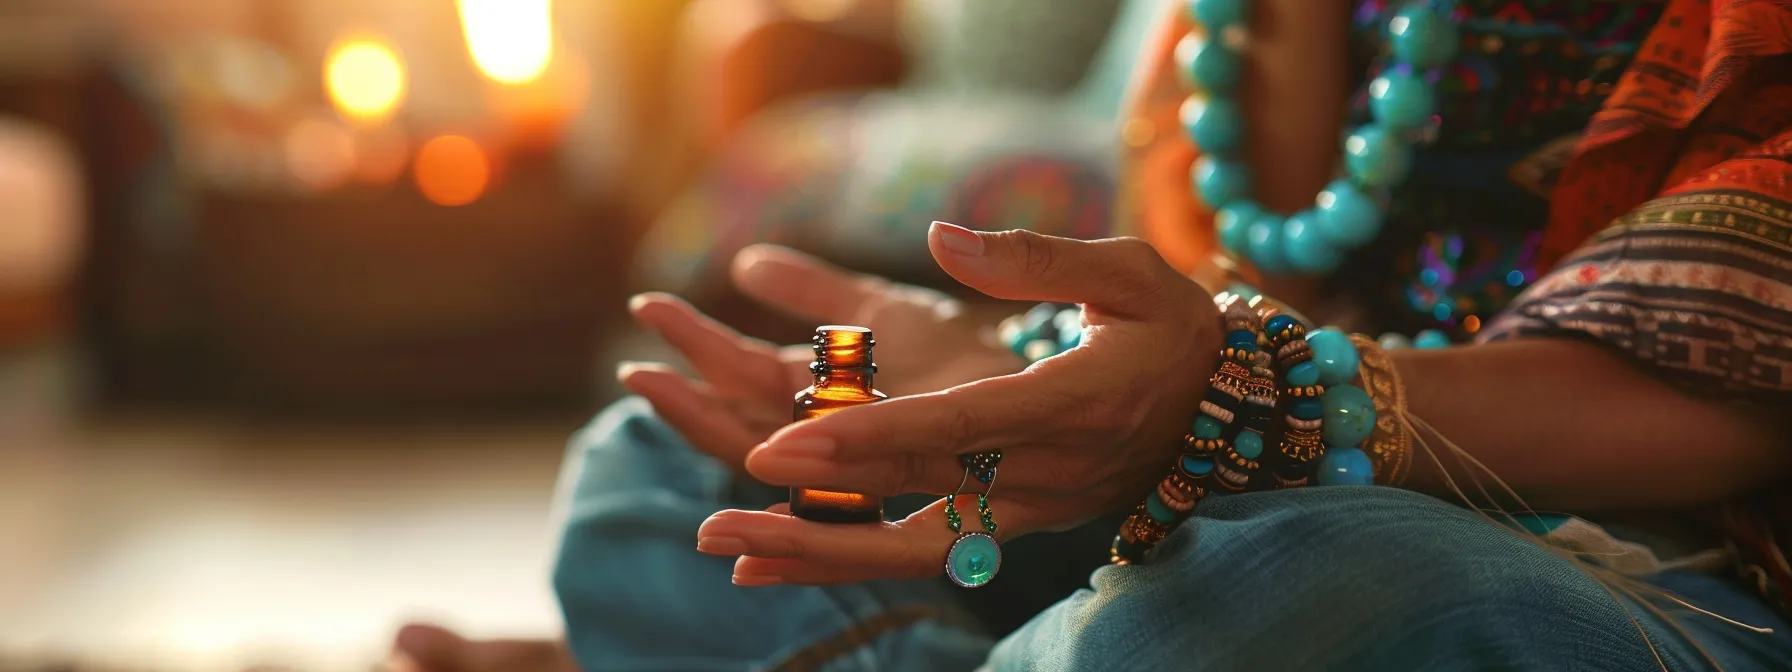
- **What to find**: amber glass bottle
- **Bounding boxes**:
[790,325,886,523]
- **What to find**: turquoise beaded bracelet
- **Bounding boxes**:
[1111,296,1385,564]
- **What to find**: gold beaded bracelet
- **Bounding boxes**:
[1349,334,1414,487]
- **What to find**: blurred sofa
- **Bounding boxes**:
[633,0,1164,333]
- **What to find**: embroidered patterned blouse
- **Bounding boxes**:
[1477,0,1792,611]
[1124,0,1792,612]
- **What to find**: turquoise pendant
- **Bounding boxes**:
[945,532,1001,588]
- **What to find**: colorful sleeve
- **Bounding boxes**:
[1480,0,1792,401]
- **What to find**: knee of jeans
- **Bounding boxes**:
[1013,488,1616,669]
[552,488,712,622]
[567,396,678,459]
[1186,488,1613,634]
[1180,487,1548,597]
[562,396,728,496]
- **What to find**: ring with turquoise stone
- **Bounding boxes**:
[946,532,1002,589]
[943,462,1002,588]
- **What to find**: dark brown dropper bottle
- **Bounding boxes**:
[790,325,886,523]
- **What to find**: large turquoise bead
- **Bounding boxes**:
[1215,201,1263,255]
[1414,329,1451,349]
[1316,446,1375,486]
[1181,96,1245,157]
[1233,430,1264,459]
[1321,384,1377,448]
[1189,0,1249,29]
[946,533,1001,587]
[1305,328,1360,387]
[1369,69,1435,129]
[1282,210,1345,274]
[1176,33,1241,92]
[1389,4,1460,68]
[1193,414,1224,439]
[1344,125,1412,188]
[1314,180,1382,247]
[1192,156,1250,208]
[1286,361,1321,387]
[1246,215,1290,274]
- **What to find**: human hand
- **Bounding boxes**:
[621,244,1024,469]
[697,222,1221,585]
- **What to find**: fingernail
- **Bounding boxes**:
[932,221,985,257]
[697,536,749,555]
[733,574,784,586]
[761,437,835,459]
[616,360,650,382]
[627,293,652,313]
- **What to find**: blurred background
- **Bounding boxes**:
[0,0,1150,668]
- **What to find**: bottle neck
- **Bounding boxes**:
[812,362,875,393]
[811,328,875,393]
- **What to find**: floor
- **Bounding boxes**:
[0,346,609,671]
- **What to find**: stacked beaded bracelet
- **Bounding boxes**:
[1112,296,1276,563]
[1110,295,1391,565]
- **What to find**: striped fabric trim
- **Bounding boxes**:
[1482,190,1792,398]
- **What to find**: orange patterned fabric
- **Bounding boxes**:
[1125,0,1792,614]
[1115,0,1212,277]
[1540,0,1792,269]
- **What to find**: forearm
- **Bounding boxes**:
[1393,338,1789,510]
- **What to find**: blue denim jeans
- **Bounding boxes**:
[552,398,1792,670]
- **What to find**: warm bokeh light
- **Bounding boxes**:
[414,135,490,207]
[284,118,357,192]
[458,0,554,85]
[324,39,407,123]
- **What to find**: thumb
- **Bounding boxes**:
[928,221,1180,320]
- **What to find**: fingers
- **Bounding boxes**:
[731,244,891,325]
[699,499,1029,585]
[758,366,1081,462]
[742,449,968,497]
[628,292,799,399]
[928,221,1183,321]
[619,362,769,467]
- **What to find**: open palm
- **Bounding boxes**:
[621,244,1026,470]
